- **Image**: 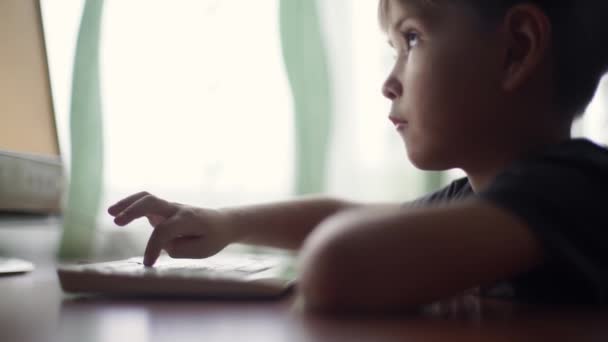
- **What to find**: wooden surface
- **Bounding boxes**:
[2,261,608,341]
[2,218,608,341]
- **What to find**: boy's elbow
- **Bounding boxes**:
[297,239,349,313]
[295,210,437,315]
[297,214,358,313]
[297,235,422,315]
[296,212,416,314]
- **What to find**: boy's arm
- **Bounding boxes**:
[224,196,401,250]
[110,192,403,265]
[297,199,544,313]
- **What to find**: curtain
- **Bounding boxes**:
[58,0,104,259]
[279,0,332,195]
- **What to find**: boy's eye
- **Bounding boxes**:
[403,31,420,50]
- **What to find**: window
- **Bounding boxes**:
[43,1,294,234]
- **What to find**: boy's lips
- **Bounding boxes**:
[389,115,409,129]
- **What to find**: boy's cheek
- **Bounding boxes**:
[399,70,483,168]
[398,49,488,129]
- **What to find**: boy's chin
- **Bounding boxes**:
[405,142,452,171]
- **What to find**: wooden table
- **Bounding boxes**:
[2,262,608,342]
[2,218,608,342]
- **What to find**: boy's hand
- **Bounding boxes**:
[108,192,235,266]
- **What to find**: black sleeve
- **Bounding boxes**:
[478,155,608,306]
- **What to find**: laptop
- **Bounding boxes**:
[0,0,63,275]
[58,251,297,298]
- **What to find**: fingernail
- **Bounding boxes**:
[114,215,124,225]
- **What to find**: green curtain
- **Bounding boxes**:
[58,0,105,260]
[279,0,332,195]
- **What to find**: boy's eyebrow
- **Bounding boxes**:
[390,16,410,33]
[388,5,430,32]
[387,0,439,33]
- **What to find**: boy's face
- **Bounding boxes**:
[383,0,506,170]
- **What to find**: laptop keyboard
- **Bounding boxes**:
[76,254,286,280]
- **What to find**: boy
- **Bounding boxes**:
[108,0,608,314]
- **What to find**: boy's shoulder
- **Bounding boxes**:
[488,138,608,194]
[515,138,608,169]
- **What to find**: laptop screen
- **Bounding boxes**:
[0,0,59,157]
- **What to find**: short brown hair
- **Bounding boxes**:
[378,0,608,120]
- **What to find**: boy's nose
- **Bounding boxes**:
[382,77,403,100]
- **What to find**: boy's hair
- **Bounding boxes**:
[379,0,608,121]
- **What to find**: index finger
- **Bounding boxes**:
[143,214,203,266]
[143,216,182,266]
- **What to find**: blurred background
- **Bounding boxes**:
[39,0,608,258]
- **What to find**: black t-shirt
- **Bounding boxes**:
[408,138,608,306]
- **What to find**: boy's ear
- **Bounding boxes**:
[500,4,552,92]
